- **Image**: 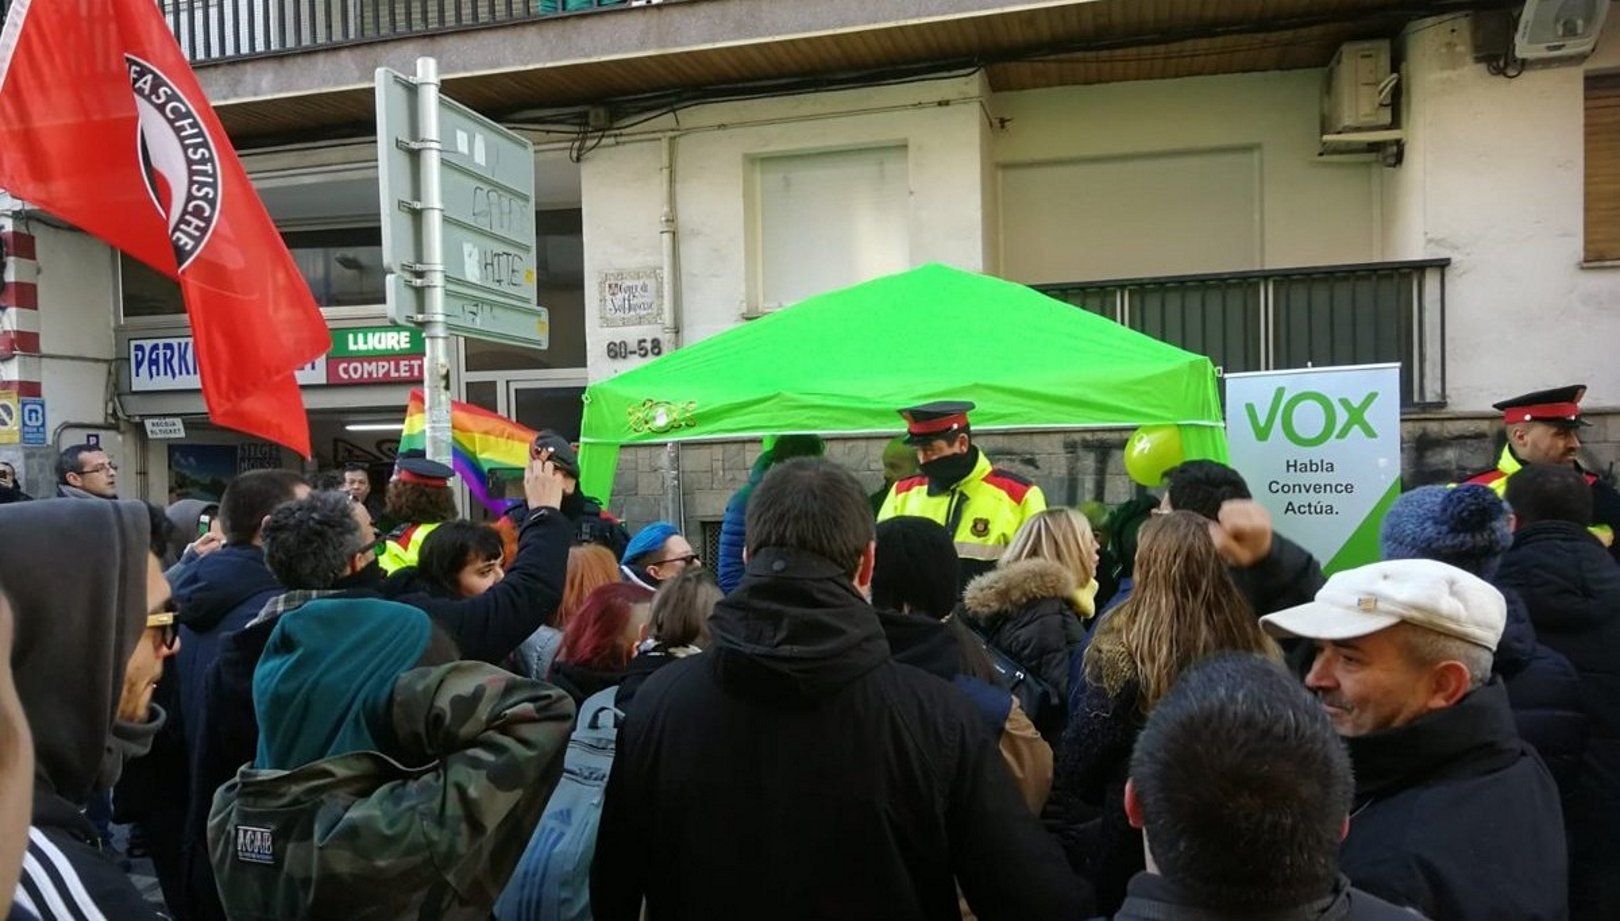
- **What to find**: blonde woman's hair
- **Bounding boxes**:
[1084,510,1281,714]
[649,567,723,649]
[1001,506,1098,585]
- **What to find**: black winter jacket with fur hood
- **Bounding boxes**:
[960,558,1089,743]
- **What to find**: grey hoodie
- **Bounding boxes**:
[0,498,151,803]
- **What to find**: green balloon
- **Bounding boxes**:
[1124,425,1185,487]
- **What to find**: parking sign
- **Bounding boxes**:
[20,398,45,446]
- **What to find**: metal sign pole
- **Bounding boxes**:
[415,55,453,465]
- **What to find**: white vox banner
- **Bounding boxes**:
[1224,363,1402,573]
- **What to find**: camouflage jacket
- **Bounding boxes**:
[207,662,575,921]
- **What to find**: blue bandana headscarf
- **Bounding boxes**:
[252,597,432,770]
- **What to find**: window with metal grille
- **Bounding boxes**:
[698,520,723,569]
[1038,259,1448,408]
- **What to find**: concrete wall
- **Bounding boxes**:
[579,74,991,381]
[601,414,1620,540]
[1386,14,1620,413]
[990,69,1385,282]
[605,430,1147,539]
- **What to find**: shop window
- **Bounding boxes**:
[513,385,585,441]
[284,228,385,307]
[121,256,186,318]
[464,381,499,413]
[120,226,386,319]
[752,146,911,311]
[1586,73,1620,263]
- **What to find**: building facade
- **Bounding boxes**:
[2,0,1616,547]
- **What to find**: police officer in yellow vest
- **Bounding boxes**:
[1460,384,1620,562]
[877,400,1047,586]
[379,455,458,574]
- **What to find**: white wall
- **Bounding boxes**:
[34,224,118,427]
[991,70,1385,283]
[29,224,131,484]
[1385,14,1620,412]
[579,74,991,381]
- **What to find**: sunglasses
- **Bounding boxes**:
[651,553,702,567]
[146,610,179,651]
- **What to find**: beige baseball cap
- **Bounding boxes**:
[1260,558,1506,651]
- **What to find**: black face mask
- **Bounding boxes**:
[340,558,385,589]
[919,445,979,493]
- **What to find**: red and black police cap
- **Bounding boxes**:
[1493,385,1590,429]
[899,400,975,445]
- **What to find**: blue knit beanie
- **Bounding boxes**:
[1379,484,1511,579]
[622,521,680,565]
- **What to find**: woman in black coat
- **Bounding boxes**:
[959,508,1099,743]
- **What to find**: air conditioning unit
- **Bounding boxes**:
[1322,40,1394,135]
[1516,0,1610,60]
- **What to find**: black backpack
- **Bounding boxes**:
[966,627,1064,737]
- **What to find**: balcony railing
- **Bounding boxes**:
[1035,259,1450,408]
[160,0,650,63]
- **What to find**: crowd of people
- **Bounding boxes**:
[0,387,1615,920]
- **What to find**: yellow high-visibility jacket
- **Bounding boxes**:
[1460,445,1615,547]
[878,450,1046,566]
[380,521,443,574]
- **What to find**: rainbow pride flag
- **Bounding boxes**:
[398,389,535,514]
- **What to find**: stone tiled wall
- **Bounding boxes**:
[601,412,1620,539]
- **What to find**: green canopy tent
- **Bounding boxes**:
[578,263,1228,502]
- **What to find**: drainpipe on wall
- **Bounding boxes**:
[660,133,682,352]
[660,133,686,533]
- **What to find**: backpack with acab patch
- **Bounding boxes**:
[494,686,621,921]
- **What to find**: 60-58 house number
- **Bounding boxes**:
[605,338,664,360]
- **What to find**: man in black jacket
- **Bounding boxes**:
[1499,462,1620,920]
[592,459,1090,921]
[1104,654,1420,921]
[169,469,308,763]
[1262,558,1567,920]
[1,499,179,919]
[1160,460,1325,615]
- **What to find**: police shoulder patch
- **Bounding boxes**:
[893,475,929,495]
[981,469,1035,503]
